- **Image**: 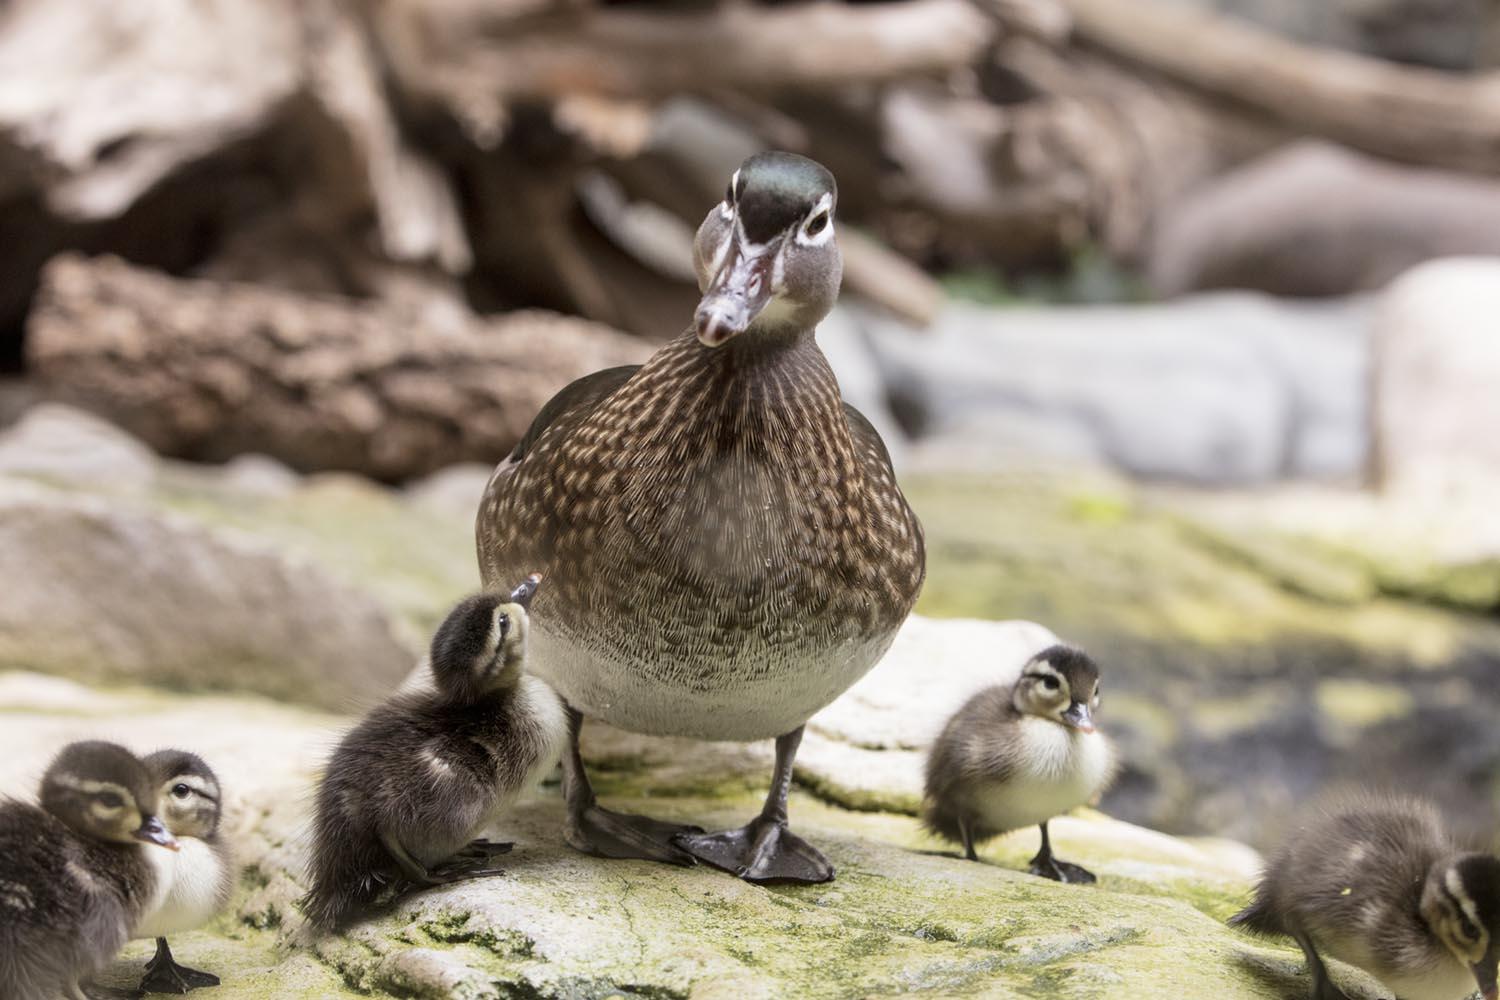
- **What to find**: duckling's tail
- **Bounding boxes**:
[1228,893,1283,936]
[301,830,391,933]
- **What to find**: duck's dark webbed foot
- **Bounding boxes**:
[1293,930,1354,1000]
[559,703,700,866]
[673,726,835,885]
[140,938,219,994]
[1027,821,1096,885]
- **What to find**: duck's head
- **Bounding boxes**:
[692,151,841,347]
[431,574,541,701]
[39,740,179,851]
[145,749,222,840]
[1421,853,1500,1000]
[1013,646,1102,734]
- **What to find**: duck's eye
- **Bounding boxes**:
[1040,676,1060,692]
[805,211,829,236]
[97,791,124,809]
[1459,916,1480,943]
[171,783,192,800]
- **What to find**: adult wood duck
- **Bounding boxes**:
[476,151,926,883]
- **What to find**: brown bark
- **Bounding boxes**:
[1058,0,1500,174]
[26,255,648,481]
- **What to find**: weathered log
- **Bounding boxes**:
[1057,0,1500,175]
[26,255,649,481]
[377,0,999,129]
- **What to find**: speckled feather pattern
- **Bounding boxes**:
[476,327,925,741]
[1234,795,1486,1000]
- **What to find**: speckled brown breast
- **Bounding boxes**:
[476,329,925,740]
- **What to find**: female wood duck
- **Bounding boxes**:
[0,740,178,1000]
[134,749,234,994]
[476,151,926,883]
[1232,794,1500,1000]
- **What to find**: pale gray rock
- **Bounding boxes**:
[403,462,494,520]
[220,452,302,499]
[0,479,414,709]
[0,402,157,492]
[1374,256,1500,493]
[865,294,1369,485]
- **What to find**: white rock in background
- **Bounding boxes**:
[220,453,302,499]
[405,462,494,519]
[863,294,1370,485]
[1375,257,1500,494]
[0,402,157,492]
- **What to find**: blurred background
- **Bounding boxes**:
[1,0,1498,855]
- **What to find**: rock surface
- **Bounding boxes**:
[863,294,1370,485]
[1373,256,1500,493]
[0,669,1390,1000]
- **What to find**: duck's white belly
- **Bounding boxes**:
[529,625,894,741]
[973,721,1113,833]
[135,838,226,939]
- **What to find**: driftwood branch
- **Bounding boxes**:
[1058,0,1500,174]
[386,0,999,108]
[26,255,648,481]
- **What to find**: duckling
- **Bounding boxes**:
[304,574,566,931]
[922,645,1116,883]
[1231,794,1500,1000]
[132,750,233,994]
[0,740,179,1000]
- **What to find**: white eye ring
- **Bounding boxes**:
[795,193,835,247]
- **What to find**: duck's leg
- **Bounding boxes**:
[140,937,220,993]
[560,703,701,865]
[674,725,835,884]
[1027,821,1097,884]
[1292,930,1352,1000]
[455,839,514,861]
[381,831,505,886]
[958,817,980,862]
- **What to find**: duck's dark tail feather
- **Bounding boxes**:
[300,837,391,933]
[1228,892,1283,936]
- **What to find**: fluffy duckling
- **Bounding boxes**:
[0,740,179,1000]
[133,750,234,994]
[1232,794,1500,1000]
[922,645,1116,883]
[304,574,566,931]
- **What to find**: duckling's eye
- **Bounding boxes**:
[171,783,192,800]
[805,211,829,237]
[496,613,510,638]
[1040,676,1060,692]
[1459,916,1480,943]
[97,791,124,809]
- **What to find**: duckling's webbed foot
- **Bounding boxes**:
[382,832,506,887]
[1027,821,1097,884]
[559,703,700,866]
[673,726,835,885]
[457,838,514,860]
[140,938,219,994]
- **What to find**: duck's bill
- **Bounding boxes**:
[1061,702,1095,733]
[695,237,778,346]
[134,815,180,851]
[509,573,543,610]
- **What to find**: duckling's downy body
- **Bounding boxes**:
[477,151,925,883]
[923,646,1116,883]
[135,750,234,993]
[1232,795,1500,1000]
[0,741,178,1000]
[304,576,565,931]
